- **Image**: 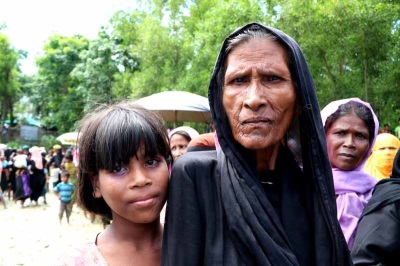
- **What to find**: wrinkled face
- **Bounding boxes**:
[170,134,190,160]
[95,148,169,224]
[223,38,296,150]
[326,113,370,171]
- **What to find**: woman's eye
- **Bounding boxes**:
[335,131,345,136]
[265,75,281,82]
[356,134,367,139]
[232,77,247,84]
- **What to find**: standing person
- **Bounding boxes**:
[63,154,77,204]
[49,162,61,191]
[168,126,199,160]
[28,146,47,205]
[364,133,400,180]
[0,155,9,197]
[54,170,74,224]
[394,118,400,139]
[321,98,379,250]
[49,144,64,171]
[351,148,400,265]
[162,22,351,265]
[54,102,171,265]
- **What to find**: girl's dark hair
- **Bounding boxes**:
[77,102,170,220]
[324,100,375,144]
[170,130,192,143]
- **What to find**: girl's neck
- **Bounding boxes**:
[102,217,163,249]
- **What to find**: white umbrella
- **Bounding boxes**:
[134,91,211,124]
[56,132,80,146]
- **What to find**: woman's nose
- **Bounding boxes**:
[243,81,266,111]
[343,135,355,148]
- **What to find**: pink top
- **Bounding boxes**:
[53,235,108,266]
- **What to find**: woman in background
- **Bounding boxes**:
[168,126,199,160]
[321,98,378,250]
[363,133,400,180]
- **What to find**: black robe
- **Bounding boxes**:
[351,149,400,266]
[162,22,351,265]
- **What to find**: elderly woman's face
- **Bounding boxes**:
[223,37,296,150]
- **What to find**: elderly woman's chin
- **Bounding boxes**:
[233,129,285,150]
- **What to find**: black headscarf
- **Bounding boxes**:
[209,22,351,265]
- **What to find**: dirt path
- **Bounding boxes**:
[1,193,103,266]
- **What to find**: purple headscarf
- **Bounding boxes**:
[321,98,379,250]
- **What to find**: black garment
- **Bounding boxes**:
[29,158,46,202]
[351,149,400,266]
[162,23,351,266]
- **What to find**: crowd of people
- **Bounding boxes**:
[1,22,400,265]
[0,144,78,213]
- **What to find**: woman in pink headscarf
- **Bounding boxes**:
[321,98,379,250]
[28,146,47,205]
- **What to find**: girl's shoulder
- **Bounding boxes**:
[52,237,108,266]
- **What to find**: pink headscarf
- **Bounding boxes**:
[321,98,379,250]
[29,146,43,170]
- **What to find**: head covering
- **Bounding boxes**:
[209,22,350,265]
[168,126,199,140]
[360,149,400,219]
[364,133,400,180]
[29,146,43,170]
[53,144,62,150]
[187,132,216,152]
[321,98,379,249]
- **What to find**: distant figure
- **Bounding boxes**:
[54,170,75,224]
[351,148,400,265]
[364,133,400,180]
[394,118,400,139]
[169,126,199,160]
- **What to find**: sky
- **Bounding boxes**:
[0,0,137,75]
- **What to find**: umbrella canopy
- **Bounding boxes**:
[56,132,80,146]
[134,91,211,123]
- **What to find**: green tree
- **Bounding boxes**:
[275,0,400,124]
[33,34,89,132]
[0,33,21,126]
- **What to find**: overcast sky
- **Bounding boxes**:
[0,0,137,75]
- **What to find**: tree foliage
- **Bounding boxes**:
[32,35,89,131]
[0,33,21,126]
[14,0,400,132]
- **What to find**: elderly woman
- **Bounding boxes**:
[162,23,351,265]
[321,98,379,250]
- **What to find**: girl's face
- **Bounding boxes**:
[170,134,190,160]
[94,148,169,224]
[326,113,370,171]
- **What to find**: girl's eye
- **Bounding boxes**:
[335,131,345,136]
[145,158,159,167]
[111,165,127,174]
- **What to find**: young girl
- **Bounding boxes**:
[56,102,171,265]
